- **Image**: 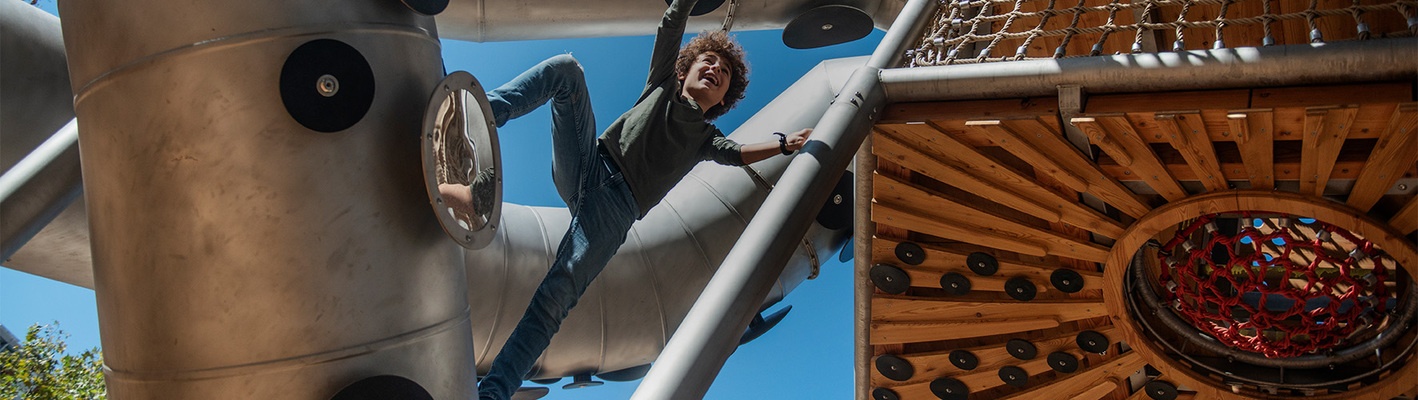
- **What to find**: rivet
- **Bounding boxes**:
[317,74,340,97]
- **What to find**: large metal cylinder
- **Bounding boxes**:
[58,1,473,398]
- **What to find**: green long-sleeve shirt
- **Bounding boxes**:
[598,0,745,218]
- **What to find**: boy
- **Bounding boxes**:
[442,0,811,398]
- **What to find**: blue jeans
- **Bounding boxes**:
[478,55,641,400]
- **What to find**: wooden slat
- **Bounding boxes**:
[1228,110,1276,189]
[968,120,1090,193]
[1074,116,1188,201]
[876,349,1095,397]
[1347,104,1418,211]
[873,296,1106,324]
[1072,117,1133,167]
[1250,82,1414,109]
[873,200,1051,258]
[871,238,1105,294]
[876,124,1128,238]
[1086,89,1250,114]
[880,325,1120,385]
[874,172,1113,262]
[1155,112,1228,191]
[1391,195,1418,235]
[1299,106,1358,195]
[871,318,1062,345]
[1000,118,1153,217]
[999,351,1147,399]
[879,98,1060,124]
[1072,378,1122,400]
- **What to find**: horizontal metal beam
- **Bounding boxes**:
[880,38,1418,103]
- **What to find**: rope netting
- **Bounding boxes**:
[907,0,1418,66]
[1155,212,1400,358]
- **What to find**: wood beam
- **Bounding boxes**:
[1074,116,1189,201]
[1228,110,1276,189]
[1347,104,1418,211]
[1001,118,1153,217]
[879,98,1060,124]
[998,352,1147,400]
[968,120,1090,193]
[1155,112,1228,191]
[872,238,1105,294]
[1299,106,1358,195]
[1392,195,1418,235]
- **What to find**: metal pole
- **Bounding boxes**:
[0,119,77,203]
[880,38,1418,102]
[630,0,937,397]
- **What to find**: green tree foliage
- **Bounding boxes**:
[0,323,106,400]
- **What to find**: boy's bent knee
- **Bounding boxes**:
[545,54,584,76]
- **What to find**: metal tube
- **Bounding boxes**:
[631,0,937,397]
[0,120,77,204]
[881,38,1418,102]
[852,134,876,400]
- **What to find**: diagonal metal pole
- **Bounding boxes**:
[629,0,938,397]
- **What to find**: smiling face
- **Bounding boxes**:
[678,51,733,113]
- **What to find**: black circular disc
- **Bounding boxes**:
[664,0,726,16]
[1006,339,1038,360]
[871,387,900,400]
[929,378,969,400]
[948,350,979,370]
[875,354,914,382]
[783,5,874,49]
[1144,380,1179,400]
[399,0,448,15]
[1077,330,1111,354]
[870,264,911,295]
[529,377,561,385]
[895,242,926,265]
[998,366,1029,388]
[330,375,432,400]
[966,252,999,276]
[939,272,972,295]
[1050,269,1085,293]
[1004,277,1037,301]
[816,171,854,230]
[1047,352,1080,373]
[280,39,375,133]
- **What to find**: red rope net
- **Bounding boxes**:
[1157,213,1396,358]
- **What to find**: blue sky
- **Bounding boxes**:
[1,2,883,398]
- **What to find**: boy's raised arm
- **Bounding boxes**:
[645,0,700,89]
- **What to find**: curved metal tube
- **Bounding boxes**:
[435,0,906,42]
[463,57,865,379]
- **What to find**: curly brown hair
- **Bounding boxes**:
[675,30,749,121]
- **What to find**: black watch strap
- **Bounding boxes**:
[773,132,792,155]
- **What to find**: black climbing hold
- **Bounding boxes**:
[871,387,900,400]
[330,375,433,400]
[664,0,725,16]
[948,350,979,370]
[596,363,651,382]
[929,378,969,400]
[816,171,853,230]
[870,264,911,295]
[1144,380,1179,400]
[1051,268,1085,293]
[1047,352,1079,373]
[399,0,448,15]
[562,373,603,389]
[1006,339,1038,360]
[875,354,914,382]
[966,252,999,276]
[998,366,1029,388]
[939,272,971,296]
[783,5,874,49]
[529,377,561,385]
[895,242,926,265]
[1004,277,1037,301]
[1077,330,1111,354]
[280,39,375,133]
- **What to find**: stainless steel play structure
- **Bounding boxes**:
[4,0,1416,398]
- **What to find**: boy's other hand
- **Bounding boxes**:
[785,128,811,152]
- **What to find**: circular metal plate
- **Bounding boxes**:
[399,0,449,15]
[280,39,375,133]
[998,366,1030,388]
[895,242,926,265]
[875,354,915,382]
[870,264,911,294]
[422,71,502,250]
[966,252,999,276]
[816,171,854,230]
[1051,268,1085,293]
[783,5,874,49]
[939,272,972,295]
[1144,380,1179,400]
[1077,330,1111,354]
[663,0,725,16]
[871,387,900,400]
[330,375,433,400]
[1006,339,1038,360]
[929,378,969,400]
[949,350,979,370]
[1047,352,1080,373]
[1005,277,1037,301]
